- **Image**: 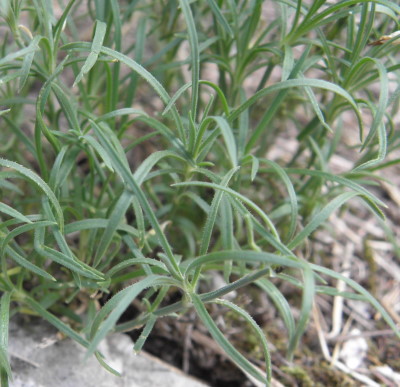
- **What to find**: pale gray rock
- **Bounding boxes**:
[8,318,208,387]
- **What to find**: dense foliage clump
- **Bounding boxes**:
[1,1,400,385]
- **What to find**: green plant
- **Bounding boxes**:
[1,1,400,385]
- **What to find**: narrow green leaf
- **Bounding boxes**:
[0,348,11,383]
[173,181,279,240]
[0,45,39,66]
[206,0,234,37]
[200,168,239,255]
[260,159,298,241]
[133,314,157,354]
[88,275,178,358]
[185,250,302,275]
[19,35,42,91]
[0,292,12,378]
[106,258,168,278]
[64,219,138,237]
[1,221,54,257]
[90,120,182,280]
[62,42,185,141]
[51,82,81,134]
[162,82,191,116]
[179,0,199,120]
[25,296,89,347]
[194,116,238,167]
[96,108,147,122]
[73,20,107,87]
[216,299,271,383]
[310,264,400,338]
[250,155,259,182]
[37,245,104,280]
[256,279,295,347]
[80,135,115,172]
[23,296,121,376]
[286,168,387,208]
[134,150,186,185]
[288,265,315,359]
[5,246,56,281]
[0,159,64,232]
[53,0,77,48]
[288,192,360,249]
[220,196,234,251]
[228,78,361,153]
[94,190,133,267]
[191,294,268,384]
[0,202,32,224]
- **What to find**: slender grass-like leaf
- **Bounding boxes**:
[5,246,56,281]
[211,116,238,167]
[36,244,104,280]
[173,181,280,240]
[109,0,121,112]
[191,293,268,384]
[356,122,388,171]
[220,197,234,282]
[96,108,147,122]
[133,314,157,354]
[0,348,11,384]
[185,250,303,276]
[250,156,259,182]
[288,265,315,359]
[23,295,123,378]
[179,0,199,119]
[288,192,360,249]
[206,0,234,38]
[200,168,239,256]
[260,159,298,241]
[90,120,183,280]
[281,44,294,81]
[26,300,66,340]
[73,20,107,87]
[62,42,185,141]
[0,159,64,231]
[216,298,271,383]
[0,203,32,224]
[285,168,386,208]
[94,190,132,267]
[301,75,333,134]
[310,263,400,337]
[256,279,295,348]
[0,221,54,256]
[87,275,179,358]
[228,78,361,153]
[199,80,230,116]
[80,135,115,172]
[64,219,138,237]
[51,82,81,134]
[106,258,168,278]
[0,45,39,66]
[344,57,388,149]
[18,35,42,91]
[162,82,191,116]
[124,16,147,109]
[134,150,187,185]
[0,292,12,379]
[0,109,11,117]
[53,0,77,48]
